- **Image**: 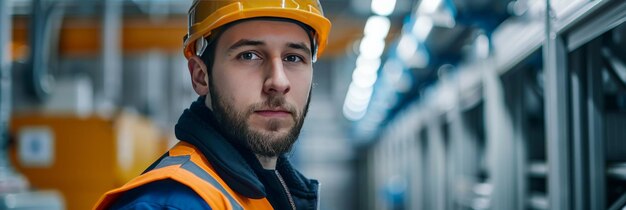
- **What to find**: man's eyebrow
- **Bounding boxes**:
[228,39,264,51]
[227,39,311,56]
[287,42,312,56]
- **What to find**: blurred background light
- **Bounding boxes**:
[371,0,396,16]
[364,16,391,40]
[359,36,386,59]
[413,16,434,41]
[418,0,443,14]
[397,34,418,63]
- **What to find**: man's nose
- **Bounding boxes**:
[263,57,291,95]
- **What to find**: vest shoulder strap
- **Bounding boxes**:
[94,143,245,210]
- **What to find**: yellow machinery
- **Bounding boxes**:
[9,112,168,210]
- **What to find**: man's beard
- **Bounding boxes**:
[209,82,310,157]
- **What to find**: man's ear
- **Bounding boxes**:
[188,55,209,96]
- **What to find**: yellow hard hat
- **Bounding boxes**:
[183,0,332,60]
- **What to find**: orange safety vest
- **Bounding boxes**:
[94,141,274,210]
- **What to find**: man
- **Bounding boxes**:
[94,0,331,209]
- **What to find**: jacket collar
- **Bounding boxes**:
[174,97,319,204]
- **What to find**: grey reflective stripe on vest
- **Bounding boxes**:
[152,155,244,210]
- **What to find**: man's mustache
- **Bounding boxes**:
[248,95,299,119]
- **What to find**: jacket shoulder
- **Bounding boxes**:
[109,179,211,210]
[95,143,243,210]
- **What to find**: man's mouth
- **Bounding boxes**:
[254,109,292,118]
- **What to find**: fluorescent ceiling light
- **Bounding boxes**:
[356,56,381,71]
[396,34,418,63]
[352,68,378,89]
[343,83,374,121]
[364,16,391,40]
[418,0,443,14]
[354,57,381,75]
[359,36,386,59]
[412,16,433,41]
[343,104,367,121]
[347,83,374,102]
[371,0,396,16]
[345,97,370,113]
[347,89,374,107]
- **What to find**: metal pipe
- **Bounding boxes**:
[0,0,29,194]
[544,0,572,209]
[102,0,123,107]
[0,0,14,171]
[26,0,58,101]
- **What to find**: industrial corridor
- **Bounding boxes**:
[0,0,625,209]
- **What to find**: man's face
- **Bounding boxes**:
[208,20,313,157]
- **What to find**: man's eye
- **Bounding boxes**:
[284,55,303,63]
[239,52,260,60]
